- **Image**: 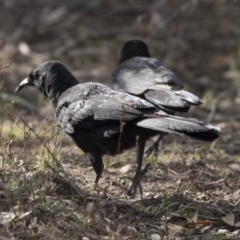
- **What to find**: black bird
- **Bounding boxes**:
[16,61,220,197]
[109,39,203,157]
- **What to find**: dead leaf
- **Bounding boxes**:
[116,224,125,235]
[200,224,212,233]
[191,211,198,222]
[234,221,240,227]
[222,212,235,226]
[63,199,79,211]
[127,226,137,233]
[166,223,183,234]
[37,226,62,239]
[218,229,229,234]
[119,164,133,174]
[151,234,161,240]
[16,211,32,221]
[0,212,15,225]
[230,229,240,236]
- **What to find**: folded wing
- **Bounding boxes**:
[55,82,156,133]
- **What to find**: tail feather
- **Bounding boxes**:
[136,115,220,141]
[176,90,203,105]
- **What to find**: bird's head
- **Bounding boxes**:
[16,61,79,100]
[119,39,151,64]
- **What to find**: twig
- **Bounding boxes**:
[16,113,87,198]
[117,107,126,155]
[86,196,140,205]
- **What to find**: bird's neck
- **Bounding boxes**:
[47,76,79,105]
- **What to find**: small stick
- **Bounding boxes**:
[16,113,87,198]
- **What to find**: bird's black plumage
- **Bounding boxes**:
[110,39,202,112]
[16,61,220,197]
[109,39,203,157]
[119,40,151,64]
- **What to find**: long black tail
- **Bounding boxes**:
[136,115,220,141]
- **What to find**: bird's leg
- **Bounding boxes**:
[87,152,104,189]
[128,140,146,198]
[94,172,102,189]
[144,134,165,159]
[140,163,151,176]
[136,163,151,197]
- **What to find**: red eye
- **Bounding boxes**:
[32,75,37,80]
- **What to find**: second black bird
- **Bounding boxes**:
[109,39,203,157]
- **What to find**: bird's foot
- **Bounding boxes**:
[127,164,151,198]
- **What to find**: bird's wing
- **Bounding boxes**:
[55,82,155,134]
[144,89,202,112]
[109,57,183,95]
[144,89,190,112]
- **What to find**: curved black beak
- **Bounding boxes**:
[15,78,30,93]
